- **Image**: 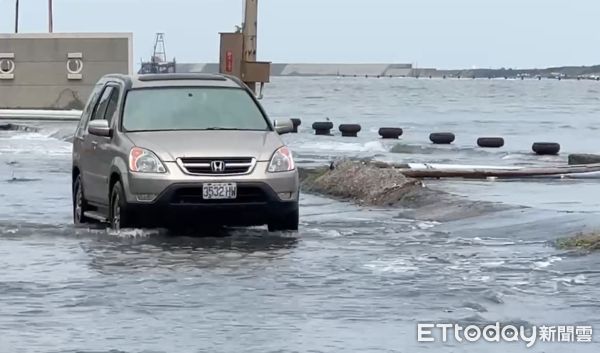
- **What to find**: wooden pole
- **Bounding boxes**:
[15,0,19,33]
[242,0,258,92]
[48,0,54,33]
[243,0,258,63]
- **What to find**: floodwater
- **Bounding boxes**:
[1,77,600,352]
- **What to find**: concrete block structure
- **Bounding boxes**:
[0,33,132,110]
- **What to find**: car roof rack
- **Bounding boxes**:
[137,73,228,82]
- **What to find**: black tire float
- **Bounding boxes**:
[339,124,361,137]
[430,132,455,144]
[532,142,560,155]
[477,137,504,148]
[290,118,301,133]
[312,121,334,136]
[378,127,403,139]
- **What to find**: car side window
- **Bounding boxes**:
[91,86,115,121]
[103,87,121,125]
[76,84,103,138]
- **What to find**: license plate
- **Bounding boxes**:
[202,183,237,200]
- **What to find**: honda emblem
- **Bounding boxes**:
[211,160,225,172]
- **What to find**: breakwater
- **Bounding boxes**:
[177,62,600,79]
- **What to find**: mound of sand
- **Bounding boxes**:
[300,160,511,221]
[556,233,600,251]
[301,160,422,206]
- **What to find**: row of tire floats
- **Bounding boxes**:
[288,119,561,156]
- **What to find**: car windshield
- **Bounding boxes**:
[122,87,270,131]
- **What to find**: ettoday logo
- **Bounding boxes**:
[417,323,593,348]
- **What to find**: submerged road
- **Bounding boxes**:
[2,77,600,352]
[1,122,599,353]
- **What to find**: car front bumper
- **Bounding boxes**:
[121,161,299,226]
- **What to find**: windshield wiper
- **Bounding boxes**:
[204,127,243,130]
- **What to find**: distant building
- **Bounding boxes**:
[0,33,132,110]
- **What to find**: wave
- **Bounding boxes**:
[364,258,419,274]
[390,143,496,156]
[0,121,75,142]
[0,123,39,133]
[0,129,72,156]
[48,130,75,142]
[295,140,387,153]
[6,177,42,183]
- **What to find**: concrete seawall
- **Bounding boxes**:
[0,109,81,121]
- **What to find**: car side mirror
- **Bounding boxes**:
[88,120,112,137]
[274,119,294,135]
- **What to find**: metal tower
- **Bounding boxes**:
[139,33,176,74]
[152,33,167,64]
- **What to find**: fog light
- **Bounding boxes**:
[277,192,293,200]
[136,194,157,202]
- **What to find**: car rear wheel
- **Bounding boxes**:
[73,175,92,225]
[268,207,299,232]
[110,181,133,230]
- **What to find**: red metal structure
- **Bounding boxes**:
[219,0,271,96]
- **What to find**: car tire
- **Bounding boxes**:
[477,137,505,148]
[532,142,560,155]
[110,181,134,230]
[268,207,299,232]
[73,175,92,225]
[339,124,362,137]
[291,118,302,133]
[312,121,334,135]
[379,127,403,139]
[430,132,455,144]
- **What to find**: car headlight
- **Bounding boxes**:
[129,147,167,173]
[268,146,295,173]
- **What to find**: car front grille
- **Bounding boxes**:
[177,157,255,175]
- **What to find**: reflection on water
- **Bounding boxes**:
[84,229,300,274]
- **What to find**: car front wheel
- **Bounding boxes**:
[268,207,299,232]
[73,175,92,225]
[110,181,134,230]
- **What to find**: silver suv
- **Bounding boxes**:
[72,73,299,231]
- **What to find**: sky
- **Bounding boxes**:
[0,0,597,69]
